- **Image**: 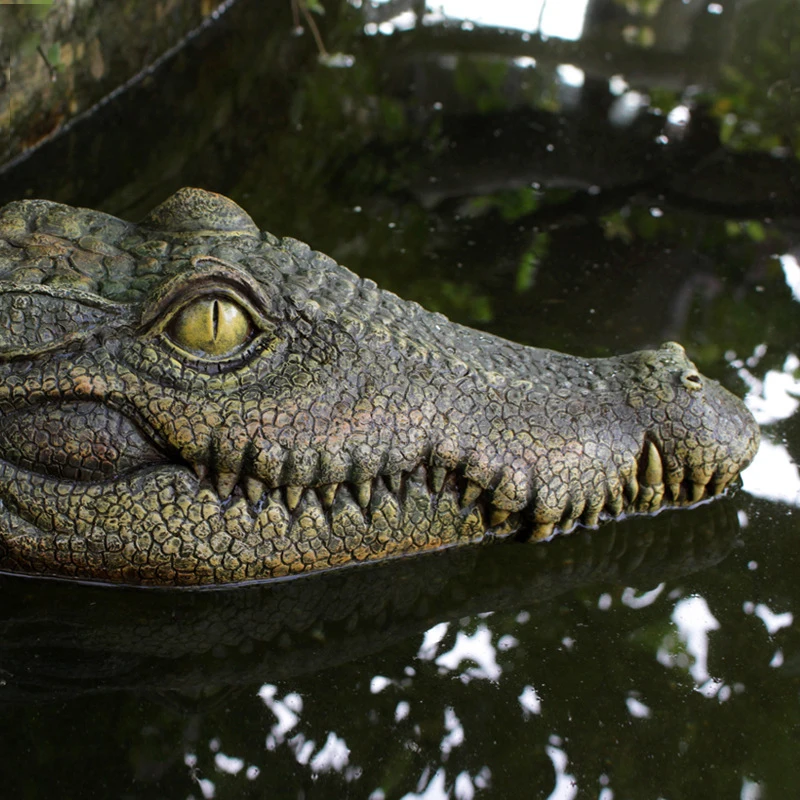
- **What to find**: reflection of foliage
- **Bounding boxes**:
[724,219,767,243]
[645,86,681,115]
[602,208,635,243]
[711,0,798,154]
[292,0,329,57]
[467,187,540,222]
[603,205,781,249]
[453,57,512,114]
[614,0,664,16]
[621,24,656,48]
[596,202,794,377]
[409,279,493,325]
[516,232,550,292]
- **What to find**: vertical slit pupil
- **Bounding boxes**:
[212,298,220,341]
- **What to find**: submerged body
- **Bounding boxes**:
[0,189,759,585]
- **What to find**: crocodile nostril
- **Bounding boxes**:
[681,370,703,391]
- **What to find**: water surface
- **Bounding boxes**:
[0,1,797,797]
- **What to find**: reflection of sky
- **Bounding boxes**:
[545,738,578,800]
[732,256,800,508]
[362,0,589,41]
[780,254,800,302]
[665,595,719,685]
[741,439,800,507]
[185,583,791,798]
[425,0,588,40]
[737,349,800,507]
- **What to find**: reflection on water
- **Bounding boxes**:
[742,439,800,507]
[781,255,800,302]
[131,532,790,799]
[736,329,800,507]
[732,244,800,509]
[405,0,589,40]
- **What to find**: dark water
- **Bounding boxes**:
[0,1,798,798]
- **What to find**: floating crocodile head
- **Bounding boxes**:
[0,188,760,585]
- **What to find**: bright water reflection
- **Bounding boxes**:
[170,553,795,799]
[361,0,589,40]
[735,258,800,508]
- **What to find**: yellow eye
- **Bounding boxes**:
[168,295,253,358]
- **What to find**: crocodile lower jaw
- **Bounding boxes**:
[0,438,732,586]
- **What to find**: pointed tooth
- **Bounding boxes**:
[668,480,681,502]
[607,485,623,517]
[531,522,555,541]
[583,507,600,527]
[194,463,209,482]
[355,480,372,508]
[410,465,426,484]
[644,441,663,485]
[386,473,402,494]
[244,476,266,505]
[561,516,579,533]
[461,480,482,507]
[216,470,238,500]
[582,496,604,527]
[625,475,639,505]
[490,508,511,527]
[711,475,732,496]
[319,483,338,508]
[431,466,446,494]
[286,485,303,512]
[691,482,706,503]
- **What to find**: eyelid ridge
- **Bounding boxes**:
[139,256,274,334]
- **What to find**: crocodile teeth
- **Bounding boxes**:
[625,475,639,505]
[710,474,732,496]
[531,521,555,541]
[431,466,446,494]
[566,497,585,526]
[582,494,604,527]
[461,480,482,508]
[583,512,600,527]
[667,480,681,502]
[194,463,209,482]
[216,471,238,500]
[355,481,372,508]
[410,465,426,484]
[606,484,624,516]
[244,476,266,505]
[319,483,338,508]
[691,481,706,503]
[286,485,303,512]
[386,473,402,494]
[561,517,578,533]
[644,441,663,485]
[490,508,511,527]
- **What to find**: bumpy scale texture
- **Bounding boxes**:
[0,189,760,585]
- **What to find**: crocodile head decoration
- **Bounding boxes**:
[0,189,760,585]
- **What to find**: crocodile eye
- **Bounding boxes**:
[168,295,253,358]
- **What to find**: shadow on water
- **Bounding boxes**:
[0,0,798,797]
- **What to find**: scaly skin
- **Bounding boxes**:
[0,189,759,585]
